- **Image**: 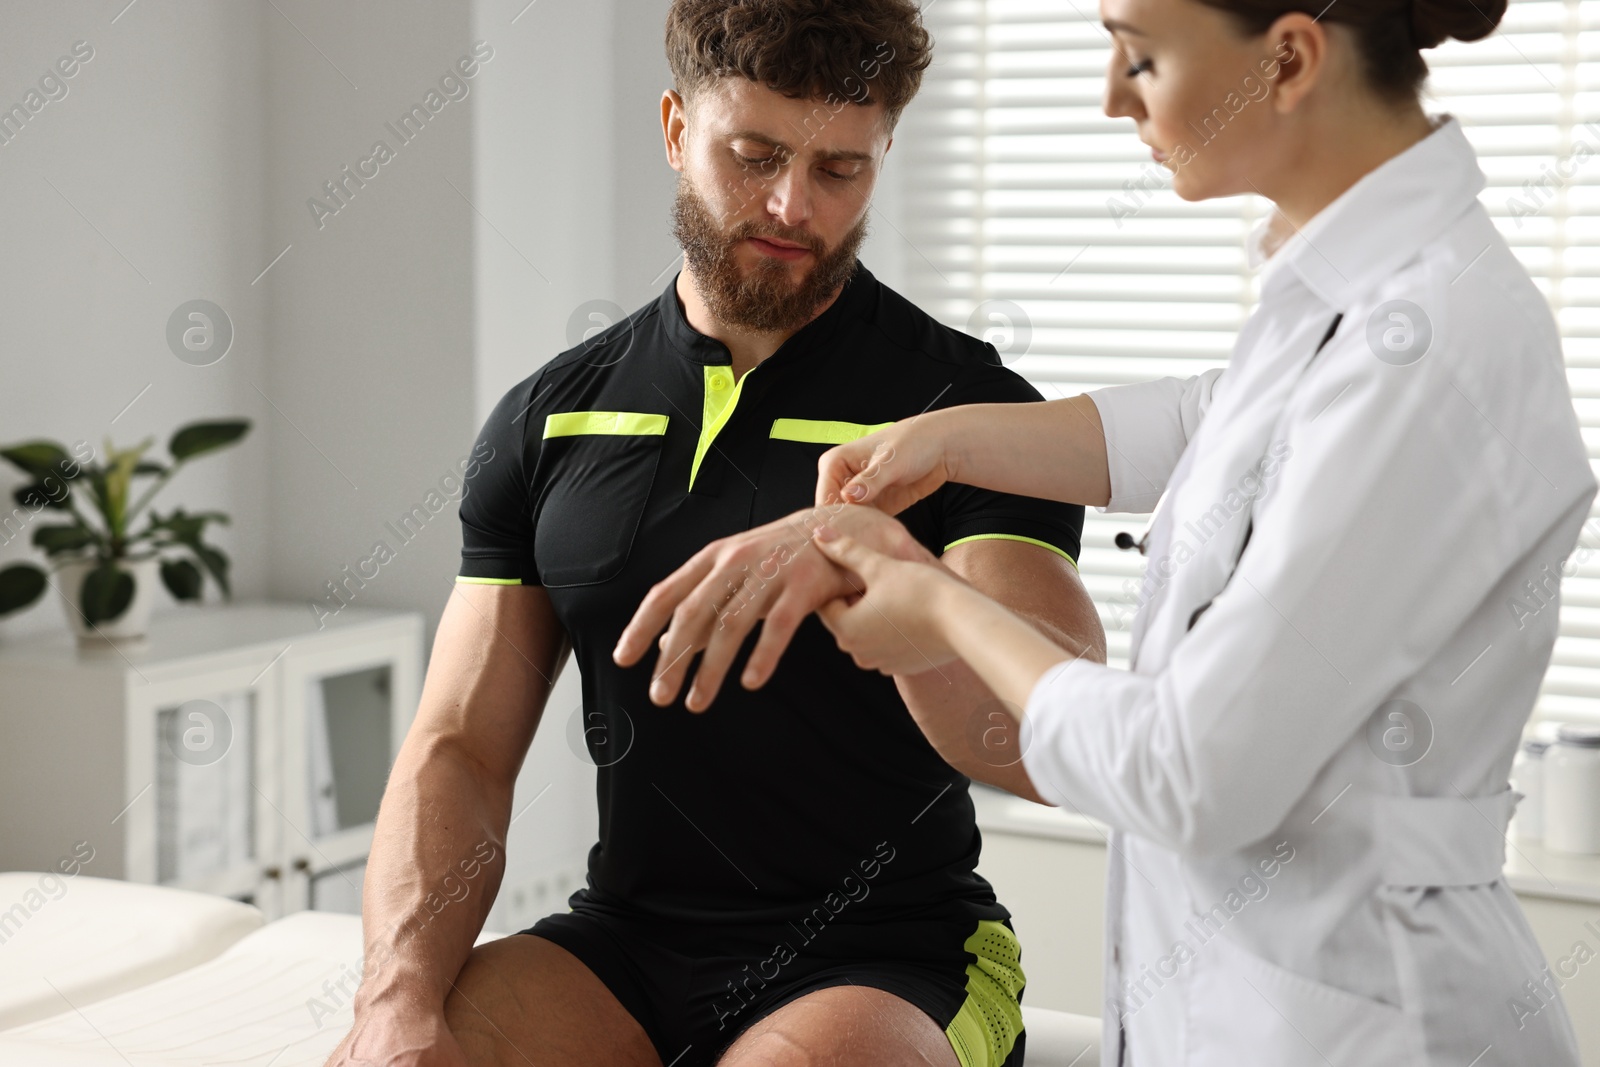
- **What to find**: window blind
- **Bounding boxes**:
[898,0,1600,722]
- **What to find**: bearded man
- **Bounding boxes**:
[324,3,1103,1065]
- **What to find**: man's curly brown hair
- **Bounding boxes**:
[666,0,933,128]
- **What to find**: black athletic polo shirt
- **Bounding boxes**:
[457,261,1084,925]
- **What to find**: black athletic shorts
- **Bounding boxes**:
[520,888,1028,1066]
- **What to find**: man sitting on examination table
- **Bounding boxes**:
[320,3,1104,1067]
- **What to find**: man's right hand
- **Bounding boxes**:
[322,1005,467,1067]
[613,503,937,711]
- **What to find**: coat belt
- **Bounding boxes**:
[1366,788,1516,888]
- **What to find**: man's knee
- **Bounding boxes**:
[716,1027,818,1067]
[440,943,512,1056]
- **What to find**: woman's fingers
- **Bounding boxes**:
[817,431,944,519]
[837,456,880,505]
[814,584,890,673]
[811,525,880,579]
[815,442,878,508]
[815,595,864,659]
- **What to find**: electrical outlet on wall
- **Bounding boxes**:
[489,861,587,935]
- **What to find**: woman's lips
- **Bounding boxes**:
[747,236,813,262]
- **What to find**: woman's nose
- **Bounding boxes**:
[1102,51,1143,121]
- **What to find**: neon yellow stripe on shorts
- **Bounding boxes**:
[543,411,669,439]
[945,919,1026,1067]
[943,533,1079,570]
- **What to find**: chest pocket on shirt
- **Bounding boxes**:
[750,418,894,527]
[534,411,668,587]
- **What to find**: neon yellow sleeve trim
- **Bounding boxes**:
[769,418,896,445]
[543,411,668,439]
[455,576,523,585]
[942,533,1079,570]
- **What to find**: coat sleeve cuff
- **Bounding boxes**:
[1019,657,1103,809]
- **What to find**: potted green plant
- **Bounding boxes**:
[0,419,250,644]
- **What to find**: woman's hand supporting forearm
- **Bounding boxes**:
[812,527,1085,725]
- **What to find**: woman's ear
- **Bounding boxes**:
[1262,14,1327,115]
[662,89,688,171]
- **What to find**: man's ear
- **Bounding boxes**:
[662,89,688,172]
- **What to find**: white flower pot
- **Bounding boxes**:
[53,555,162,645]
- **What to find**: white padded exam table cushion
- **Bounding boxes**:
[0,873,264,1031]
[1022,1003,1100,1065]
[0,909,506,1066]
[1,904,1100,1067]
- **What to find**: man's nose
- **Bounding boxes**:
[765,165,814,228]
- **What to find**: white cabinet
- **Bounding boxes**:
[0,603,421,920]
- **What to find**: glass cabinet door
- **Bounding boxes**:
[124,661,281,913]
[307,665,392,838]
[155,692,256,886]
[280,632,419,914]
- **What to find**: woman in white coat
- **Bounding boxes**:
[807,0,1596,1063]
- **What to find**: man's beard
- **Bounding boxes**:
[672,176,868,335]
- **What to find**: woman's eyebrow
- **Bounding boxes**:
[1102,18,1149,35]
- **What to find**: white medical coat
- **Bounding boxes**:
[1019,116,1596,1065]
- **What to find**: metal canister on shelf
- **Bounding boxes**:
[1511,738,1551,841]
[1544,724,1600,854]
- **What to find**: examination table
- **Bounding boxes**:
[0,873,1099,1065]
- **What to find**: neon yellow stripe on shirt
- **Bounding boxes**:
[769,418,895,445]
[690,365,751,491]
[543,411,669,439]
[943,533,1079,570]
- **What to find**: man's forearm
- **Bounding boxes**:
[353,739,513,1015]
[895,658,1052,803]
[894,544,1105,804]
[895,600,1101,804]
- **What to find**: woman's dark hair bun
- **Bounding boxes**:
[1198,0,1507,97]
[1410,0,1507,49]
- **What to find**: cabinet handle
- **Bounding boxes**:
[262,866,282,880]
[293,857,311,873]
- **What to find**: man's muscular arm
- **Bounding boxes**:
[893,539,1104,804]
[323,582,570,1066]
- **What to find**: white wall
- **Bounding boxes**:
[0,0,272,640]
[260,0,477,648]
